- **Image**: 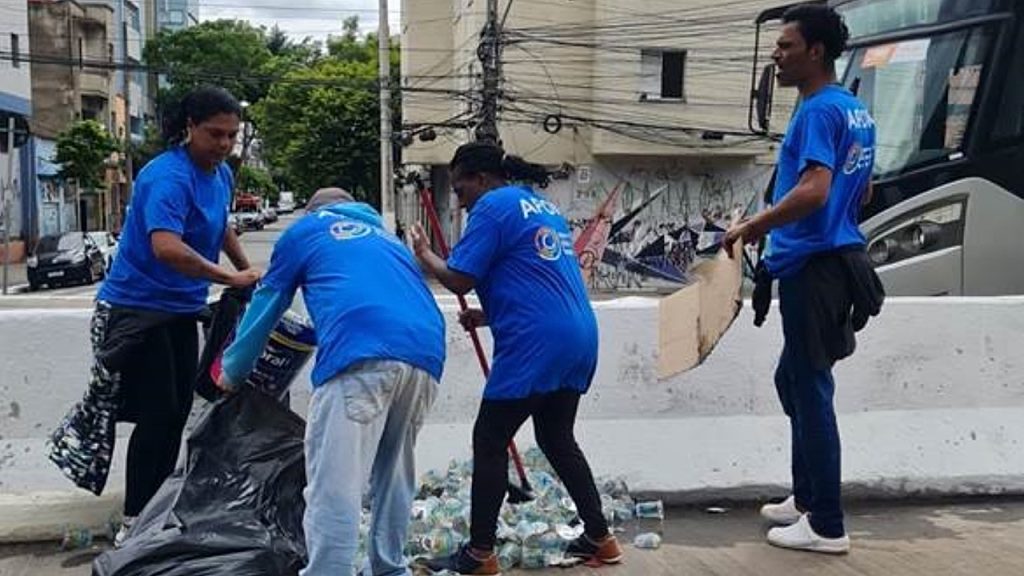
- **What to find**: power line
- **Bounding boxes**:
[0,49,490,101]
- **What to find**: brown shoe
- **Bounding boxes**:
[566,534,624,564]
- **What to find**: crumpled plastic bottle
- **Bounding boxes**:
[61,525,93,550]
[635,500,665,520]
[522,447,557,476]
[423,527,464,557]
[497,541,521,571]
[418,469,446,498]
[634,532,662,549]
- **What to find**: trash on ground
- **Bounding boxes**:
[60,525,93,551]
[91,387,654,575]
[405,446,643,571]
[635,500,665,520]
[705,506,729,514]
[633,532,663,550]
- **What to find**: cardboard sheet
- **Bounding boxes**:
[657,242,743,379]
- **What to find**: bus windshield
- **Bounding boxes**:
[838,24,994,178]
[835,0,997,39]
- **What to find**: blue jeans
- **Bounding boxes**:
[301,360,439,576]
[776,276,845,538]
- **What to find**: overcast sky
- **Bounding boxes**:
[199,0,402,42]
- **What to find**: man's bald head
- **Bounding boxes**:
[306,187,356,212]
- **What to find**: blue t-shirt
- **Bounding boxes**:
[99,147,232,313]
[261,203,446,387]
[448,185,598,400]
[765,85,876,278]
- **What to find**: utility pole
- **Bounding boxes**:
[475,0,502,143]
[378,0,395,232]
[2,116,14,295]
[121,19,133,232]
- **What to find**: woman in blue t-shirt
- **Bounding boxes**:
[413,142,622,575]
[48,86,260,547]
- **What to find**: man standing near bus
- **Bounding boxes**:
[724,3,881,554]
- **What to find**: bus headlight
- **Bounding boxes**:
[867,200,965,267]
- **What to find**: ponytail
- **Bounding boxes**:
[501,154,551,188]
[450,141,551,188]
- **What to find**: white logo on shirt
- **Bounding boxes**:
[847,108,876,130]
[520,197,562,219]
[330,220,372,240]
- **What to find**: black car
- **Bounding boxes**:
[27,232,107,290]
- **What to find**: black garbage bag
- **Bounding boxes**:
[195,287,252,402]
[92,388,308,576]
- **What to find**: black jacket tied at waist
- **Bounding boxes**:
[753,247,885,370]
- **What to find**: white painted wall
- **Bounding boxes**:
[2,297,1024,541]
[0,7,33,107]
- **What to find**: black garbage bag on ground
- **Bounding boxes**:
[92,388,308,576]
[195,287,252,402]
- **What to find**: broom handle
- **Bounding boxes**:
[417,188,531,486]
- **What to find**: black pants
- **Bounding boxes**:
[470,390,609,550]
[119,316,198,517]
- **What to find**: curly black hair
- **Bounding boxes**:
[782,3,850,65]
[449,141,551,187]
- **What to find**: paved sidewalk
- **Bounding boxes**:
[2,499,1023,575]
[0,260,26,293]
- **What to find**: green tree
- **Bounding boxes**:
[326,16,370,62]
[237,165,278,201]
[145,20,275,107]
[256,16,402,208]
[266,24,290,56]
[266,25,322,67]
[254,58,380,205]
[55,120,119,191]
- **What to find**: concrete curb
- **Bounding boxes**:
[0,490,123,544]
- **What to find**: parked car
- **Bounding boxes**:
[27,232,107,290]
[233,211,264,231]
[228,213,243,236]
[261,207,278,224]
[86,231,119,272]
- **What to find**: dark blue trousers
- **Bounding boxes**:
[776,275,845,538]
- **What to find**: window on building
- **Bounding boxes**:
[640,49,686,101]
[126,2,141,31]
[169,10,185,25]
[108,42,114,62]
[10,34,19,68]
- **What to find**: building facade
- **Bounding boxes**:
[401,0,793,291]
[0,0,34,262]
[151,0,198,32]
[28,0,117,234]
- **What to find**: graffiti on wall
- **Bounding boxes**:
[551,160,772,292]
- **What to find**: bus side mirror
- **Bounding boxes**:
[755,64,776,132]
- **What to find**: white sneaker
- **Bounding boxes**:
[760,495,803,525]
[767,514,850,554]
[113,516,136,549]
